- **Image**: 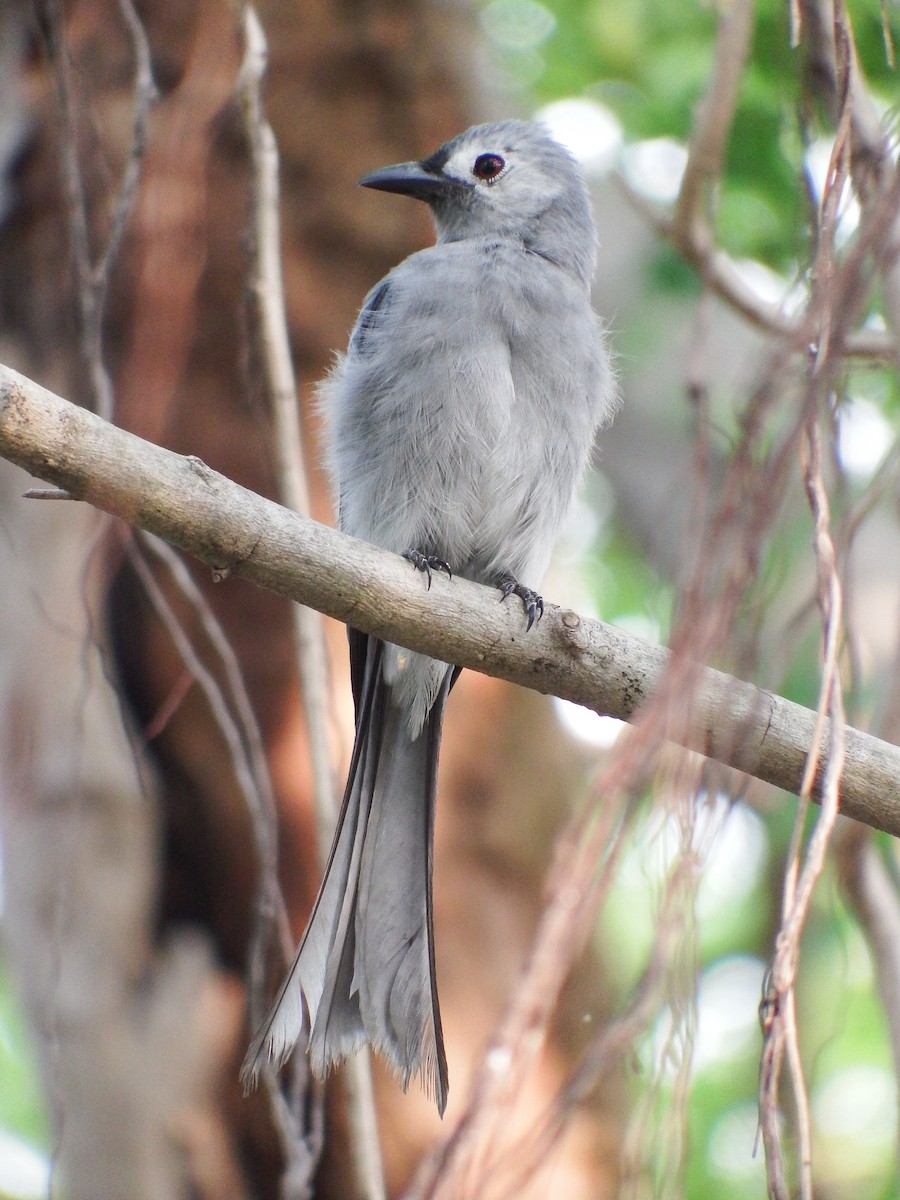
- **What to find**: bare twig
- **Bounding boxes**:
[125,531,291,958]
[125,528,325,1188]
[406,755,639,1200]
[105,0,158,280]
[615,173,897,363]
[611,2,897,1188]
[756,24,854,1181]
[23,487,73,499]
[135,529,292,957]
[522,825,704,1178]
[770,423,846,1199]
[236,0,333,947]
[41,0,158,421]
[236,9,384,1196]
[675,0,756,241]
[237,6,338,863]
[43,0,293,1060]
[619,765,705,1200]
[614,0,900,368]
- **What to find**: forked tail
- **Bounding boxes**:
[241,637,451,1113]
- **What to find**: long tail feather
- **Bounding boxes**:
[356,667,452,1110]
[241,638,451,1113]
[240,639,385,1087]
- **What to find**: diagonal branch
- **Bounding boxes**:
[2,361,900,836]
[674,0,756,241]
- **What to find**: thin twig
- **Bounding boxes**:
[615,173,897,363]
[102,0,158,287]
[41,0,294,1001]
[125,531,290,952]
[406,742,645,1200]
[618,763,705,1200]
[761,422,847,1197]
[675,0,756,240]
[41,0,158,421]
[237,1,338,893]
[136,529,292,961]
[756,27,854,1180]
[237,8,384,1197]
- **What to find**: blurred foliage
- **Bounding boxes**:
[478,0,900,1196]
[0,961,49,1196]
[585,524,673,637]
[0,965,45,1143]
[488,0,898,268]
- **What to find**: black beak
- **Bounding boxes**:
[359,161,466,202]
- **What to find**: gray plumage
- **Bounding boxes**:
[242,119,618,1113]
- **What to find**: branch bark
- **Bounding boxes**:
[2,361,900,837]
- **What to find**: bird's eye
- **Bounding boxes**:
[473,153,505,181]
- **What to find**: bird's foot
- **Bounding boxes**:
[404,548,453,590]
[498,573,544,631]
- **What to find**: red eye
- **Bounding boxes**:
[473,153,505,181]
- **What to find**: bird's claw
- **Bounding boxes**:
[498,575,544,631]
[404,548,453,590]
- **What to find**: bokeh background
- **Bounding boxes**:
[1,0,899,1197]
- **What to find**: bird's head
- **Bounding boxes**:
[360,121,597,288]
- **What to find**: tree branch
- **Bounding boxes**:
[2,361,900,836]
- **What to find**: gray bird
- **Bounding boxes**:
[242,119,618,1114]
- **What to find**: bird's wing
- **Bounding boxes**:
[348,278,394,358]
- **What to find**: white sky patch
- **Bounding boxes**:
[0,1131,51,1200]
[535,98,623,178]
[805,137,861,246]
[481,0,556,50]
[838,395,895,479]
[553,698,625,748]
[708,1103,769,1182]
[621,137,687,205]
[696,801,768,917]
[813,1065,897,1143]
[548,576,655,751]
[694,955,766,1069]
[619,794,767,906]
[731,257,807,318]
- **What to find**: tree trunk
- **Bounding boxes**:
[0,2,622,1195]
